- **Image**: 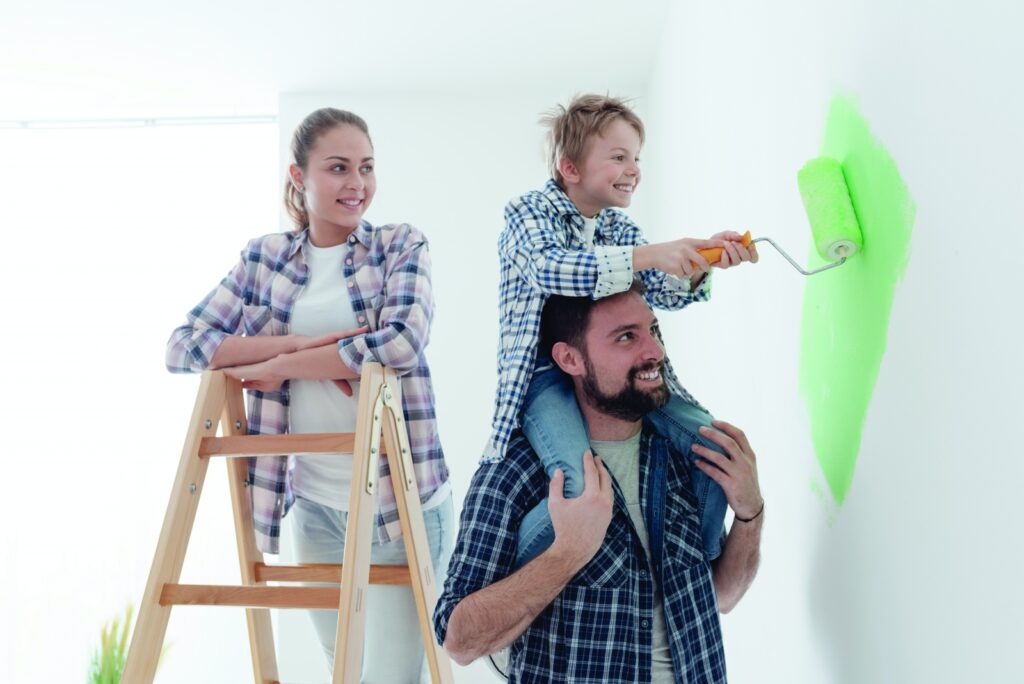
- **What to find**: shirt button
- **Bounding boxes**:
[349,235,356,244]
[357,315,366,323]
[639,569,648,578]
[641,619,650,629]
[348,280,355,288]
[346,258,353,265]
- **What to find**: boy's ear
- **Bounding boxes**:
[551,341,585,377]
[558,156,582,186]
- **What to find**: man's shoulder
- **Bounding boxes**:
[469,433,546,501]
[505,431,544,469]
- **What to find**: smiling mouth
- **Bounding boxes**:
[635,368,661,382]
[613,184,634,193]
[338,198,363,207]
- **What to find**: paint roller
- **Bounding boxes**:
[697,157,864,275]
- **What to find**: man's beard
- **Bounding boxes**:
[581,358,670,421]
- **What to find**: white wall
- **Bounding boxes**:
[0,123,280,683]
[645,1,1024,682]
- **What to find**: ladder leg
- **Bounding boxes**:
[379,369,455,684]
[123,372,224,684]
[332,365,386,684]
[223,378,280,684]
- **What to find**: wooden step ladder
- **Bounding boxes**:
[123,363,454,683]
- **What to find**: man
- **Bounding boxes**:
[433,280,764,683]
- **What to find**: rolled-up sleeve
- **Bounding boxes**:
[338,226,434,376]
[615,216,714,311]
[165,249,247,373]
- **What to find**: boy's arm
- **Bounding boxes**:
[500,198,635,300]
[618,218,716,310]
[500,197,735,308]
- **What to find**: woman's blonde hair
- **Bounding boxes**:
[283,108,372,231]
[541,94,645,189]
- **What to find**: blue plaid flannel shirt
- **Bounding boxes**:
[435,430,727,683]
[484,179,712,463]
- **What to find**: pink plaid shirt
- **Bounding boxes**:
[166,222,449,554]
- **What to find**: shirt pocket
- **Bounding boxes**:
[242,303,274,336]
[662,487,708,570]
[566,526,632,589]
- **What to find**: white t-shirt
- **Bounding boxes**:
[581,215,598,247]
[591,433,676,683]
[289,241,361,510]
[288,240,451,512]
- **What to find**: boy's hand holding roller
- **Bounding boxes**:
[633,231,758,281]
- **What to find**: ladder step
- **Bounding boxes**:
[199,432,384,458]
[161,584,340,610]
[255,562,411,585]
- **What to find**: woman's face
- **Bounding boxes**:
[293,123,376,236]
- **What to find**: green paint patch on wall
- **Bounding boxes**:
[800,96,915,505]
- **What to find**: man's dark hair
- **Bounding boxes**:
[539,279,647,358]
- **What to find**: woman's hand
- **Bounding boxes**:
[222,326,368,393]
[223,357,286,392]
[292,327,369,352]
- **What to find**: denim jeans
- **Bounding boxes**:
[516,364,726,569]
[289,493,455,684]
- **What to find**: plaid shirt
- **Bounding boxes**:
[435,430,727,683]
[485,179,712,463]
[166,222,449,554]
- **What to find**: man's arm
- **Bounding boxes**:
[691,420,765,614]
[711,506,763,613]
[444,540,580,664]
[443,453,614,665]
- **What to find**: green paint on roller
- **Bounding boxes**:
[799,96,915,505]
[798,157,863,261]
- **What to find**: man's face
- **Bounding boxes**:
[577,292,669,421]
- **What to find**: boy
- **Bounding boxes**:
[486,93,756,574]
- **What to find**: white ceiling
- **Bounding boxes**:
[1,0,671,121]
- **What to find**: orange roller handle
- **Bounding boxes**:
[697,231,753,265]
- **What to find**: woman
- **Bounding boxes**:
[165,108,453,682]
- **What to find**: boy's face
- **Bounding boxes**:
[566,117,642,217]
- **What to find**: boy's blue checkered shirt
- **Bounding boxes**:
[484,179,712,463]
[434,430,727,683]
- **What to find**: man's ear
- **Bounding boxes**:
[558,156,582,186]
[551,341,585,377]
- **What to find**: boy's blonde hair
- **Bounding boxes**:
[541,94,645,188]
